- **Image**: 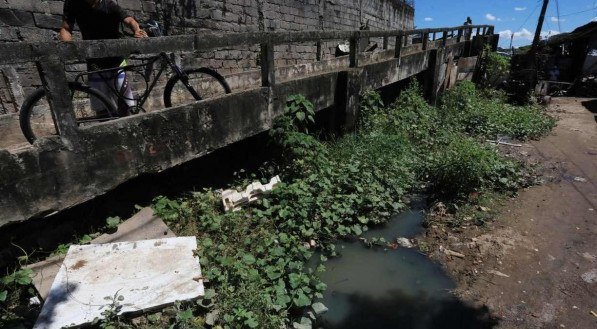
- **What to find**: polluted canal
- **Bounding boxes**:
[312,197,496,329]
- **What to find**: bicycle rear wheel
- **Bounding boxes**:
[19,84,117,144]
[163,68,231,108]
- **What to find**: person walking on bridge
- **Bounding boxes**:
[59,0,148,116]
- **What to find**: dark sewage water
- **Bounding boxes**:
[313,200,498,329]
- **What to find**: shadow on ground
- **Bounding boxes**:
[580,99,597,122]
[319,290,499,329]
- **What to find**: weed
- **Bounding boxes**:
[441,81,556,140]
[94,292,131,329]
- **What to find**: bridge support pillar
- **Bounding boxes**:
[426,49,445,106]
[336,68,364,132]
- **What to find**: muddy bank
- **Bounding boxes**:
[417,98,597,328]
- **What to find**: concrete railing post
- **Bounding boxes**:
[457,29,463,42]
[349,32,360,68]
[382,36,389,50]
[442,30,448,47]
[36,57,81,149]
[432,32,436,41]
[260,41,275,87]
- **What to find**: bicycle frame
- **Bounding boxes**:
[73,52,202,112]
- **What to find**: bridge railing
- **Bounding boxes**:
[0,24,494,147]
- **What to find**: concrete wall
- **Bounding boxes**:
[0,0,414,115]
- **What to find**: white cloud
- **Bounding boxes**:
[541,30,561,39]
[514,7,527,11]
[499,30,513,38]
[486,13,497,21]
[497,18,502,22]
[514,28,534,40]
[551,16,565,22]
[424,17,433,22]
[498,28,533,41]
[499,28,560,41]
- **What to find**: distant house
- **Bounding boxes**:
[544,21,597,82]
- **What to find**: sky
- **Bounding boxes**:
[414,0,597,48]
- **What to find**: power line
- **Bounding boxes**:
[559,6,597,18]
[516,2,541,32]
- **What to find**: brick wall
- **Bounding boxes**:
[0,0,414,114]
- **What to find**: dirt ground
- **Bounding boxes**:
[419,97,597,329]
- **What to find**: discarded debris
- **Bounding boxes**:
[221,175,282,211]
[573,176,588,183]
[312,302,328,315]
[581,269,596,283]
[33,237,204,329]
[26,207,176,300]
[487,270,510,278]
[396,237,414,248]
[486,139,523,147]
[590,310,597,318]
[440,245,465,258]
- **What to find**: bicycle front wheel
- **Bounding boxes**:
[19,84,117,144]
[163,68,231,108]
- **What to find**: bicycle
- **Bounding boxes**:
[19,21,231,144]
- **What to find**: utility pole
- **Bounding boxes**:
[532,0,550,50]
[510,34,514,55]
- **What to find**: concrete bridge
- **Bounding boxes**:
[0,25,497,227]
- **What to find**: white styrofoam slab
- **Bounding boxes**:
[34,237,204,329]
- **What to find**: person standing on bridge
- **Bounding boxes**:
[59,0,148,116]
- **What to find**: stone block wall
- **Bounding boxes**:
[0,0,414,114]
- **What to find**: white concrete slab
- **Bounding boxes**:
[33,237,203,329]
[26,207,177,300]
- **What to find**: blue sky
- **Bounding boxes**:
[414,0,597,48]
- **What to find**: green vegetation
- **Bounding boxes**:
[441,81,556,140]
[1,81,556,328]
[479,47,510,88]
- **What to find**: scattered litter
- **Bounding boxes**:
[29,296,41,306]
[581,269,596,283]
[33,237,204,329]
[205,310,220,326]
[440,245,465,258]
[292,316,312,329]
[580,252,596,262]
[396,237,414,248]
[221,176,282,211]
[26,207,176,300]
[487,270,510,278]
[478,206,491,212]
[591,310,597,318]
[573,176,587,183]
[486,137,522,147]
[312,302,328,315]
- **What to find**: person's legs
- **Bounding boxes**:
[89,71,117,116]
[115,67,136,116]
